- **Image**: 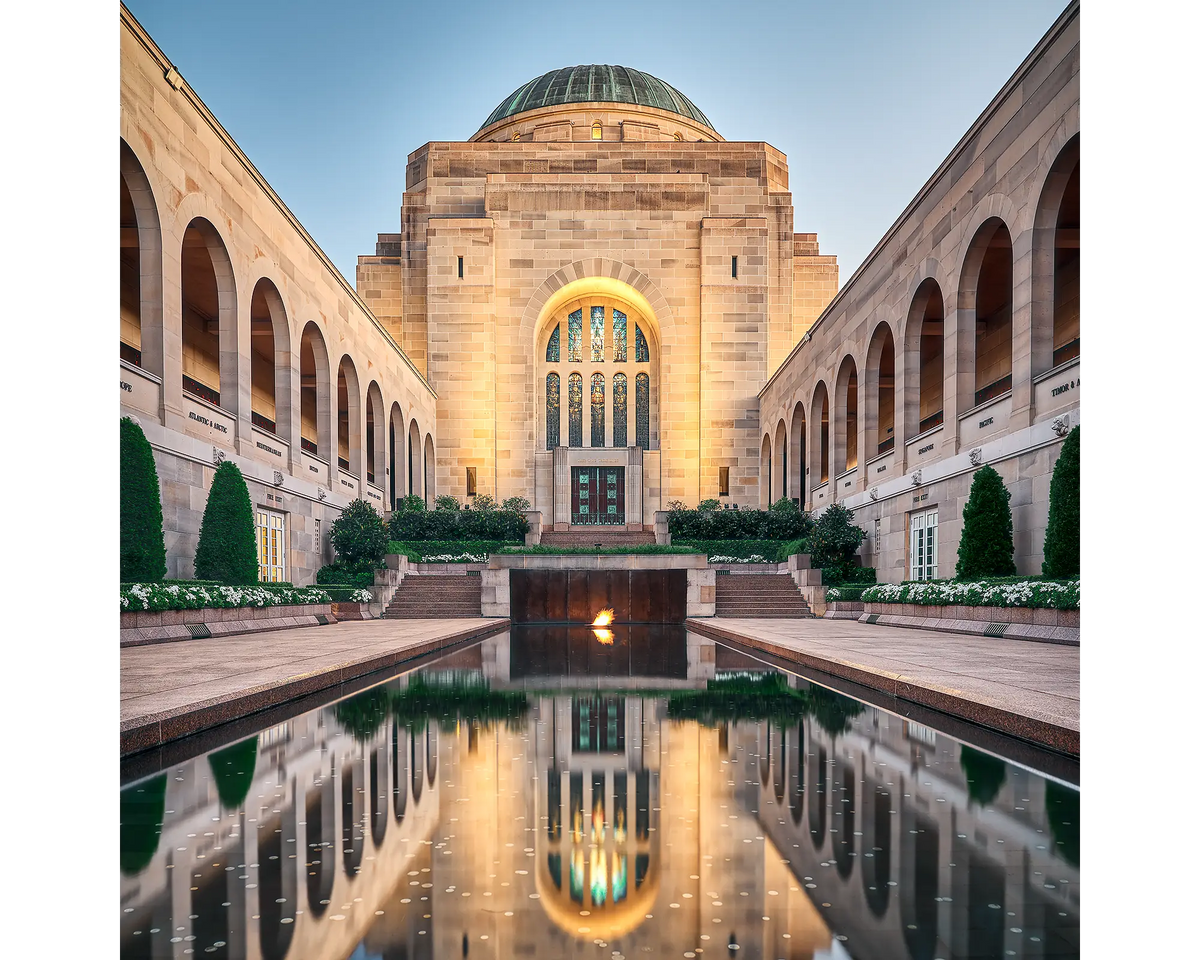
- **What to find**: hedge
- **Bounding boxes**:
[861,578,1079,610]
[826,585,868,602]
[121,582,332,612]
[388,507,528,542]
[120,417,167,582]
[316,562,376,588]
[320,585,375,602]
[674,539,808,562]
[666,506,812,541]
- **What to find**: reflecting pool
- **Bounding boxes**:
[120,626,1080,958]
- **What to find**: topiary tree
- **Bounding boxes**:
[956,464,1016,579]
[207,736,259,810]
[121,417,167,582]
[809,502,866,585]
[330,499,388,579]
[194,460,259,584]
[1042,425,1080,579]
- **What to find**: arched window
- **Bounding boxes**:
[181,219,235,411]
[249,279,285,436]
[905,278,945,439]
[592,121,602,140]
[120,140,163,378]
[1032,135,1080,376]
[789,402,806,505]
[835,357,858,474]
[635,373,650,449]
[866,323,895,457]
[613,373,628,447]
[541,299,656,451]
[590,373,605,446]
[635,325,650,362]
[961,218,1014,406]
[546,373,561,449]
[299,322,329,460]
[568,373,583,447]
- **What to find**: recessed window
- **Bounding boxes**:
[256,508,286,583]
[591,122,602,140]
[457,256,464,279]
[719,467,730,497]
[909,508,938,581]
[731,256,738,279]
[466,466,477,497]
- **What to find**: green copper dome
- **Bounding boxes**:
[479,65,714,132]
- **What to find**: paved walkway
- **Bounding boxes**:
[686,617,1079,755]
[121,618,507,756]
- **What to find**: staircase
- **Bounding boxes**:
[382,574,482,619]
[714,573,814,618]
[539,530,657,548]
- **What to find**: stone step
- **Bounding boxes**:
[383,573,483,618]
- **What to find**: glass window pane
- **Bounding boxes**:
[590,373,605,447]
[590,306,605,362]
[613,309,627,362]
[635,373,650,449]
[546,373,560,450]
[546,325,560,363]
[568,309,583,362]
[635,325,649,363]
[568,373,583,447]
[612,373,627,447]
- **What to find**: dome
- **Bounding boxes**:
[478,65,714,133]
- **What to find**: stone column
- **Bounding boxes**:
[626,445,643,529]
[553,446,570,529]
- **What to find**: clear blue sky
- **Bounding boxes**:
[123,0,1068,287]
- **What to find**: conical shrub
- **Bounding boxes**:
[955,464,1016,579]
[1042,426,1080,578]
[194,460,259,584]
[120,417,167,582]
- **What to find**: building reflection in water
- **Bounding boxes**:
[120,627,1079,959]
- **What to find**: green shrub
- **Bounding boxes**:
[809,503,866,585]
[120,417,167,582]
[468,494,497,511]
[321,585,376,602]
[121,582,331,612]
[697,498,722,512]
[1042,426,1080,579]
[821,565,876,588]
[387,540,519,562]
[434,495,461,512]
[316,562,375,588]
[778,537,810,559]
[331,498,388,579]
[673,539,796,562]
[826,585,867,602]
[501,496,531,513]
[770,496,800,513]
[194,460,258,584]
[956,465,1017,578]
[861,578,1079,609]
[396,494,426,512]
[667,506,812,541]
[389,505,528,542]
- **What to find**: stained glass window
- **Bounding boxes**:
[546,325,560,363]
[613,309,628,361]
[568,309,583,362]
[568,373,583,447]
[612,373,628,447]
[636,373,650,448]
[546,373,560,450]
[635,325,649,362]
[590,373,605,447]
[590,306,605,362]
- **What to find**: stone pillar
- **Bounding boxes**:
[654,510,671,545]
[481,567,511,617]
[524,511,542,545]
[626,445,643,529]
[552,446,570,529]
[686,567,716,617]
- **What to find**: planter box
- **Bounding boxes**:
[859,601,1079,645]
[120,602,335,646]
[331,601,373,620]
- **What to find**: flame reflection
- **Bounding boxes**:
[592,608,616,644]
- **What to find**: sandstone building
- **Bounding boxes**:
[119,0,1078,583]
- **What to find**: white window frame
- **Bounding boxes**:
[257,508,287,583]
[908,507,939,581]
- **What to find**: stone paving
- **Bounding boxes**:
[686,617,1080,755]
[120,618,507,755]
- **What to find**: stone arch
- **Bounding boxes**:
[370,741,388,848]
[864,321,896,460]
[119,138,164,380]
[773,419,788,504]
[304,774,336,917]
[810,381,830,490]
[958,216,1015,410]
[388,401,405,510]
[299,321,333,463]
[248,276,294,445]
[341,756,364,878]
[365,380,385,488]
[391,718,408,823]
[179,216,239,417]
[833,355,859,476]
[424,433,436,505]
[902,276,947,443]
[407,419,422,499]
[336,355,363,477]
[788,400,807,505]
[1031,133,1080,379]
[759,433,772,509]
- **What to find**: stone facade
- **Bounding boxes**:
[758,2,1080,581]
[120,8,438,581]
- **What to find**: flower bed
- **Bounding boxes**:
[387,540,521,562]
[121,582,332,612]
[861,579,1079,610]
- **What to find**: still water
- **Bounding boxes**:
[120,626,1079,959]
